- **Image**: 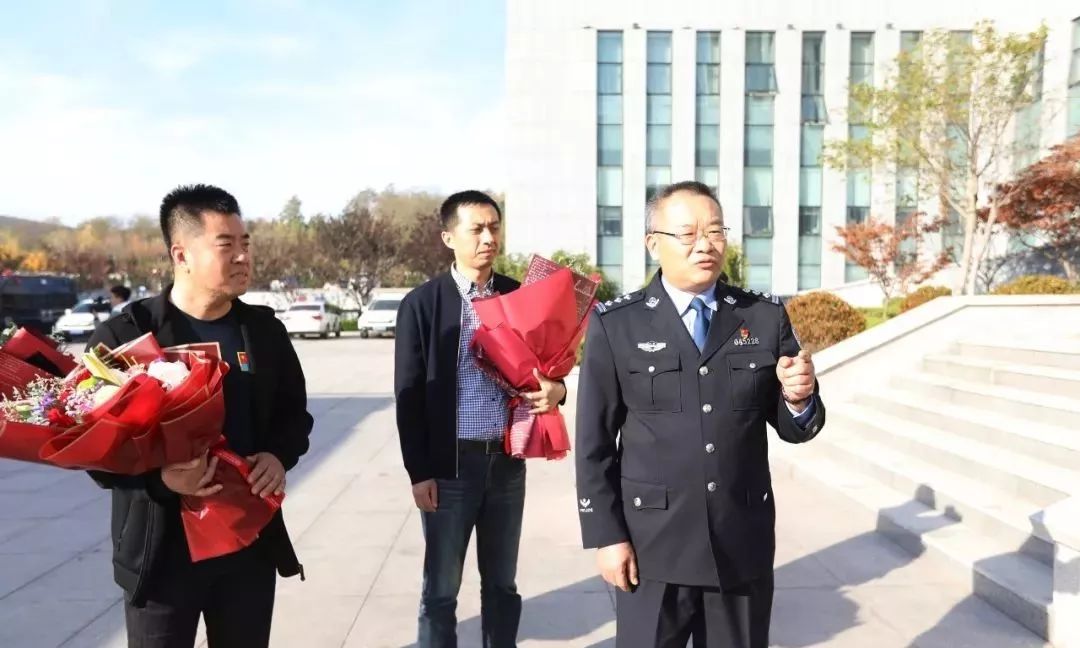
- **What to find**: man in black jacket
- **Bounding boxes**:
[88,184,313,648]
[395,190,566,647]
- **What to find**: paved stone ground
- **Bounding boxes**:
[0,336,1049,647]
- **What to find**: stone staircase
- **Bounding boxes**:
[775,335,1080,641]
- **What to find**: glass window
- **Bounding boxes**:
[696,95,720,125]
[598,32,623,63]
[847,170,871,206]
[901,31,922,53]
[798,263,821,291]
[801,96,827,122]
[747,265,772,292]
[896,169,918,207]
[646,126,672,165]
[851,33,874,65]
[1070,19,1080,87]
[746,64,778,93]
[598,64,622,94]
[648,95,672,125]
[744,126,773,166]
[801,125,824,166]
[598,207,623,235]
[745,97,774,125]
[696,167,719,193]
[799,235,822,264]
[697,64,721,95]
[598,125,623,166]
[743,168,773,207]
[696,125,719,166]
[799,207,822,235]
[647,32,672,63]
[799,168,823,207]
[845,264,869,282]
[646,167,672,200]
[597,235,623,265]
[847,206,870,224]
[647,64,672,94]
[1068,87,1080,136]
[803,33,824,65]
[598,95,622,125]
[744,236,773,263]
[598,168,623,206]
[746,32,775,64]
[849,124,870,143]
[697,32,721,63]
[802,65,823,95]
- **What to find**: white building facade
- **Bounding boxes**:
[505,0,1080,297]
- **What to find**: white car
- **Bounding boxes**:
[53,299,112,340]
[240,291,291,320]
[281,302,343,339]
[357,295,405,338]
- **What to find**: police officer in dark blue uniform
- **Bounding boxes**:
[575,181,826,648]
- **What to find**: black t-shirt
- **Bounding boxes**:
[175,309,256,458]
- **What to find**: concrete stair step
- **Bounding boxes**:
[891,371,1080,426]
[858,388,1080,472]
[923,353,1080,399]
[812,425,1056,566]
[957,339,1080,370]
[832,404,1078,508]
[770,441,1053,640]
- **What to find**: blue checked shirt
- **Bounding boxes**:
[452,265,511,441]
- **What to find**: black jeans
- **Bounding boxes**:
[418,443,527,648]
[123,540,277,648]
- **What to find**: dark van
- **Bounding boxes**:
[0,273,79,333]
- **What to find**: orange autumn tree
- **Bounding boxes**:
[833,212,951,317]
[989,136,1080,281]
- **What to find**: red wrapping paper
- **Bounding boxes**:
[1,327,78,376]
[470,263,596,459]
[181,441,284,562]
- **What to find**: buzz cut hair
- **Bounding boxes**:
[646,181,723,232]
[159,184,242,249]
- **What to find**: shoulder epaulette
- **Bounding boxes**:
[726,285,781,305]
[594,290,644,314]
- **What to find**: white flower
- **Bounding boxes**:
[146,360,190,391]
[93,385,121,408]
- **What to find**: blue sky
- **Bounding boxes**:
[0,0,505,222]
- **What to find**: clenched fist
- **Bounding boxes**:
[776,350,815,411]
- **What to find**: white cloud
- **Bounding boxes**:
[135,32,307,75]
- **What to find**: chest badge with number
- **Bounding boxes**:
[733,328,761,347]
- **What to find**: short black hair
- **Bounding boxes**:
[110,285,131,302]
[646,180,723,231]
[439,190,502,230]
[159,184,242,249]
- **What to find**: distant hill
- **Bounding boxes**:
[0,215,68,244]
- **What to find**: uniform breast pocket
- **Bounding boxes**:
[626,352,682,412]
[726,351,777,411]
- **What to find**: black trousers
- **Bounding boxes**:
[614,574,773,648]
[124,541,277,648]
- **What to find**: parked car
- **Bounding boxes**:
[281,301,343,339]
[53,298,113,340]
[0,273,78,333]
[357,292,407,338]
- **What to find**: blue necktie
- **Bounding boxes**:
[689,297,711,352]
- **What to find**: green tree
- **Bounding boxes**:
[278,195,303,225]
[823,22,1047,295]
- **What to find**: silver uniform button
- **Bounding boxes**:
[699,366,709,376]
[648,366,655,373]
[702,404,713,414]
[705,443,715,453]
[633,497,642,508]
[749,362,757,369]
[707,482,717,492]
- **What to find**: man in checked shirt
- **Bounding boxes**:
[394,190,567,648]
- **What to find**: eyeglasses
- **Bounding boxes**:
[651,227,731,246]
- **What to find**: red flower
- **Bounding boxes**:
[46,408,75,427]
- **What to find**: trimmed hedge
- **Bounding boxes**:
[900,286,952,313]
[992,275,1078,295]
[784,292,866,353]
